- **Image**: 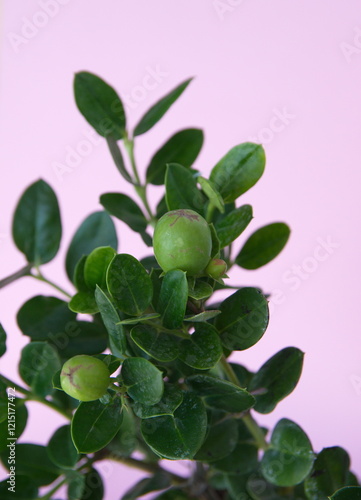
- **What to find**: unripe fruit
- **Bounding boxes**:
[205,258,228,279]
[153,209,212,276]
[60,355,110,401]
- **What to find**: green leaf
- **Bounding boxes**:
[134,78,192,136]
[198,176,224,213]
[305,447,351,499]
[179,323,222,370]
[107,254,153,316]
[329,487,361,499]
[213,442,259,474]
[132,384,183,419]
[209,142,266,202]
[0,400,28,452]
[74,71,126,139]
[184,310,221,322]
[146,128,204,185]
[106,136,133,183]
[107,406,137,457]
[153,489,192,500]
[165,163,205,213]
[236,222,291,269]
[130,324,179,362]
[66,211,118,282]
[141,391,207,459]
[158,270,188,329]
[230,362,254,388]
[47,425,79,469]
[73,255,90,292]
[186,374,255,413]
[12,179,61,265]
[0,324,6,358]
[84,246,117,290]
[100,193,147,233]
[209,223,221,259]
[119,313,160,325]
[122,357,164,405]
[49,320,107,359]
[195,418,238,462]
[261,418,315,487]
[71,398,123,453]
[66,470,86,500]
[0,475,38,499]
[69,291,99,314]
[156,195,168,219]
[0,444,60,486]
[122,472,171,500]
[17,295,76,341]
[79,468,104,500]
[214,204,253,248]
[215,287,269,351]
[249,347,304,414]
[188,280,213,300]
[95,285,126,357]
[19,342,61,397]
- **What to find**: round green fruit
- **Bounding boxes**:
[60,355,110,402]
[205,258,227,279]
[153,209,212,276]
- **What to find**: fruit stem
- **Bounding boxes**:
[31,269,72,299]
[0,263,32,289]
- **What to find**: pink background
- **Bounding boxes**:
[1,0,361,497]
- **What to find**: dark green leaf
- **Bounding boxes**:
[213,442,258,474]
[250,347,304,414]
[66,470,86,500]
[66,211,117,282]
[74,71,126,139]
[198,177,224,213]
[0,400,28,452]
[134,78,192,136]
[152,489,192,499]
[12,179,61,265]
[156,195,168,219]
[47,425,79,468]
[100,193,147,233]
[95,354,121,375]
[0,475,38,499]
[107,254,153,316]
[261,418,315,487]
[305,447,351,499]
[209,223,221,259]
[188,280,213,300]
[49,320,107,359]
[131,324,179,362]
[84,246,116,289]
[209,143,266,202]
[215,287,269,351]
[0,444,60,486]
[80,468,104,500]
[0,324,6,357]
[230,362,253,388]
[141,391,207,459]
[122,357,164,405]
[330,487,361,499]
[186,374,255,413]
[195,418,238,462]
[165,163,205,213]
[73,255,90,292]
[179,323,222,370]
[71,398,123,453]
[69,291,99,314]
[236,222,290,269]
[107,406,138,457]
[141,256,160,272]
[95,285,126,357]
[119,313,160,325]
[215,204,253,248]
[19,342,61,397]
[158,270,188,329]
[184,310,221,322]
[133,384,183,419]
[146,128,203,185]
[122,472,171,500]
[106,136,133,182]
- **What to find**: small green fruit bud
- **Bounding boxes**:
[60,355,110,401]
[153,209,212,276]
[205,258,228,279]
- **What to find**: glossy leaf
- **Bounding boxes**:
[184,310,221,322]
[66,211,117,282]
[146,128,203,185]
[19,342,61,397]
[179,323,222,370]
[236,222,290,269]
[74,71,126,139]
[69,291,99,314]
[186,374,255,413]
[47,425,79,469]
[84,246,116,289]
[118,313,160,325]
[71,398,123,453]
[195,418,238,462]
[158,270,188,329]
[188,280,213,300]
[0,324,6,358]
[107,254,153,316]
[141,391,207,459]
[100,193,147,233]
[209,142,266,202]
[106,136,133,182]
[214,204,253,248]
[165,163,205,213]
[215,287,269,351]
[330,487,361,499]
[132,384,183,419]
[122,472,171,500]
[261,418,315,487]
[134,78,192,136]
[12,179,61,265]
[130,324,179,362]
[198,176,224,213]
[122,357,164,405]
[305,447,351,499]
[250,347,304,414]
[95,285,126,357]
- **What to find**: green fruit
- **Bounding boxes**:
[153,209,212,276]
[205,258,227,279]
[60,355,110,401]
